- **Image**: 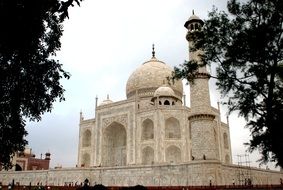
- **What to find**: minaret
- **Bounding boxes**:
[185,11,218,161]
[184,11,211,112]
[80,110,84,121]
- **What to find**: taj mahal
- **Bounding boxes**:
[0,13,282,187]
[78,13,231,168]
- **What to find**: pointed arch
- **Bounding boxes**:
[102,122,127,166]
[165,117,181,139]
[195,23,200,30]
[164,100,170,105]
[165,145,181,163]
[141,146,154,165]
[82,129,91,147]
[190,24,194,31]
[142,119,154,140]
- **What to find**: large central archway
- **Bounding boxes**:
[102,122,127,166]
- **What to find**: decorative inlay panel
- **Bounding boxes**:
[102,114,128,128]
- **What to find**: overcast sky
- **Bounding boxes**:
[26,0,277,170]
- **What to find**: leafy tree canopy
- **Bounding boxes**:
[173,0,283,167]
[0,0,83,170]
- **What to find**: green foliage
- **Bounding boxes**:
[174,0,283,167]
[278,63,283,81]
[0,0,82,170]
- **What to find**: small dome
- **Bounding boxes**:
[188,14,201,21]
[154,86,175,97]
[100,99,113,106]
[99,95,113,106]
[184,11,204,28]
[45,152,51,156]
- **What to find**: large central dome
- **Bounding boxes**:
[126,57,183,100]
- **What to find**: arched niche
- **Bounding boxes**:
[165,145,181,163]
[164,100,170,105]
[15,164,22,171]
[82,153,90,167]
[165,117,181,139]
[223,132,228,149]
[82,129,91,147]
[102,122,127,167]
[141,146,154,165]
[142,119,154,140]
[190,23,194,31]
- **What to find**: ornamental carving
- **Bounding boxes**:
[102,114,128,128]
[188,113,215,121]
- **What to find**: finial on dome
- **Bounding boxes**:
[107,94,109,100]
[152,44,155,58]
[192,9,194,15]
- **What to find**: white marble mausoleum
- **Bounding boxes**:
[1,13,282,187]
